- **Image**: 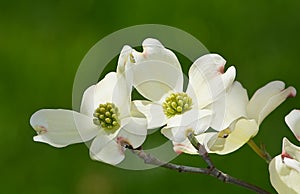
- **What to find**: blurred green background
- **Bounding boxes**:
[1,0,300,193]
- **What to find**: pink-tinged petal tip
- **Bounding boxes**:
[218,65,225,74]
[281,151,293,161]
[34,125,48,135]
[287,87,297,98]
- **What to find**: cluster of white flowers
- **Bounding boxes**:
[30,38,299,193]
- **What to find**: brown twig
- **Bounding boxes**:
[125,133,270,194]
[130,146,210,174]
[186,133,270,194]
[128,143,269,194]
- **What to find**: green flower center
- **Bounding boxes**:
[162,92,193,118]
[93,102,120,131]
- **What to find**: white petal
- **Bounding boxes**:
[161,126,188,142]
[188,54,226,84]
[113,74,132,118]
[282,137,300,162]
[132,100,167,129]
[187,54,236,108]
[30,109,98,148]
[117,45,133,74]
[162,109,212,142]
[126,38,183,102]
[173,132,217,155]
[205,119,259,154]
[90,134,125,165]
[118,117,147,148]
[210,81,249,131]
[173,138,198,155]
[269,155,300,194]
[193,112,213,135]
[285,110,300,141]
[160,127,174,141]
[130,101,147,118]
[247,81,296,125]
[80,84,96,117]
[82,72,131,118]
[284,158,300,174]
[269,156,289,194]
[166,109,212,129]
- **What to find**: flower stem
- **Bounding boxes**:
[247,139,272,164]
[130,146,269,193]
[126,134,271,194]
[186,133,270,194]
[130,147,210,174]
[187,132,214,168]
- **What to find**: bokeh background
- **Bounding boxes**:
[1,0,300,193]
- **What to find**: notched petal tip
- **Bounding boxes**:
[287,86,297,98]
[34,125,48,135]
[118,117,147,148]
[142,38,163,48]
[218,65,225,74]
[193,53,226,70]
[116,136,131,148]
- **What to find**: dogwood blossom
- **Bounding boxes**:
[174,81,296,155]
[269,110,300,194]
[30,48,147,165]
[121,38,236,143]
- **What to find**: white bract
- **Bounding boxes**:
[269,110,300,194]
[122,38,236,143]
[174,81,296,155]
[285,110,300,141]
[30,49,147,165]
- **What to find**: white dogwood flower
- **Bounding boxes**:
[174,81,296,155]
[122,38,236,143]
[30,49,147,165]
[269,110,300,194]
[269,138,300,194]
